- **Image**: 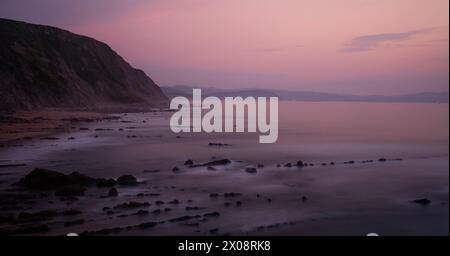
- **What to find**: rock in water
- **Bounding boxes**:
[412,198,431,206]
[17,168,96,190]
[117,175,138,186]
[0,18,167,111]
[108,188,119,197]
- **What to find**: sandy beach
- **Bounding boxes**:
[0,102,448,236]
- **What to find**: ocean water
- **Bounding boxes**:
[0,102,448,235]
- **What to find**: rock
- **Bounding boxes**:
[64,219,85,227]
[113,201,150,209]
[208,143,229,147]
[117,175,138,186]
[321,163,327,166]
[209,193,220,198]
[17,168,97,190]
[245,168,257,174]
[96,178,116,188]
[412,198,431,206]
[55,184,86,197]
[207,166,216,171]
[203,212,220,217]
[236,201,242,206]
[134,210,149,215]
[378,158,387,162]
[138,222,157,229]
[190,159,231,168]
[302,196,308,202]
[330,162,335,165]
[108,188,118,197]
[61,209,82,216]
[224,192,241,197]
[143,169,160,173]
[184,159,194,166]
[172,167,180,172]
[168,199,180,204]
[344,161,355,164]
[257,164,264,168]
[17,210,58,223]
[297,161,304,167]
[67,137,75,140]
[284,163,292,167]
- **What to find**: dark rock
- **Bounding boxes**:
[224,192,241,197]
[184,159,194,166]
[55,184,86,197]
[108,188,118,197]
[257,164,264,168]
[61,209,82,216]
[412,198,431,206]
[330,162,335,165]
[378,158,387,162]
[168,199,180,204]
[245,168,257,174]
[207,166,216,171]
[209,193,220,198]
[64,219,85,227]
[168,215,197,223]
[117,175,138,186]
[344,161,355,164]
[113,201,150,209]
[17,168,96,190]
[208,143,229,147]
[284,163,292,167]
[172,167,180,172]
[302,196,308,202]
[96,178,116,188]
[297,161,304,167]
[134,210,149,215]
[143,169,160,173]
[190,159,231,168]
[138,222,157,229]
[236,201,242,206]
[203,212,220,217]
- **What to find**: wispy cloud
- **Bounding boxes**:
[342,28,434,52]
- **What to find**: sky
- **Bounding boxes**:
[1,0,448,95]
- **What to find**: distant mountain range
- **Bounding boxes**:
[0,19,167,111]
[162,85,449,103]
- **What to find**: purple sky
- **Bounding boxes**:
[1,0,448,95]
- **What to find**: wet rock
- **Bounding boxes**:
[108,188,118,197]
[117,175,138,186]
[207,166,217,171]
[172,167,180,172]
[155,200,165,205]
[186,206,203,211]
[236,201,242,206]
[302,196,308,202]
[321,163,327,166]
[209,228,219,234]
[138,222,157,229]
[67,137,75,140]
[224,192,241,198]
[257,164,264,168]
[412,198,431,206]
[168,199,180,205]
[96,178,116,188]
[203,212,220,217]
[209,193,220,198]
[55,184,86,197]
[190,159,231,168]
[64,219,85,227]
[284,163,292,167]
[378,158,387,162]
[61,209,83,216]
[184,159,194,166]
[143,169,160,173]
[113,201,150,209]
[208,143,229,147]
[245,168,257,174]
[344,161,355,164]
[17,168,96,190]
[330,162,335,165]
[40,137,59,140]
[134,210,149,215]
[17,210,58,223]
[297,161,304,167]
[169,215,197,223]
[224,202,231,207]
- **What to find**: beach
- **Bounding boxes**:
[0,101,448,236]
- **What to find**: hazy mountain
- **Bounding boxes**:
[162,85,449,104]
[0,19,168,111]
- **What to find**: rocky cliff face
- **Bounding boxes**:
[0,18,168,111]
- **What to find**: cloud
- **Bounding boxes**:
[342,28,434,52]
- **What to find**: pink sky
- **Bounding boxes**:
[1,0,449,94]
